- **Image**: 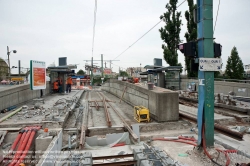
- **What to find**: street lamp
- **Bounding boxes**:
[7,46,17,78]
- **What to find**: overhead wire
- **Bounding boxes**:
[177,0,187,8]
[213,0,220,33]
[112,20,162,60]
[91,0,98,58]
[208,0,221,56]
[112,0,187,65]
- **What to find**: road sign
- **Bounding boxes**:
[199,58,222,71]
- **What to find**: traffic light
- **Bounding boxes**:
[214,43,222,57]
[178,42,197,57]
[190,58,199,72]
[178,42,222,58]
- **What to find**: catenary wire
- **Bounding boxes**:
[112,0,187,66]
[112,20,162,60]
[177,0,187,8]
[91,0,98,58]
[213,0,220,33]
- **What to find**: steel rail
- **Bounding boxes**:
[97,92,138,141]
[90,106,109,108]
[103,97,112,127]
[106,100,139,141]
[96,92,112,127]
[92,154,133,160]
[93,160,136,166]
[179,112,243,140]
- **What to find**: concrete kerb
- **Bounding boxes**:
[61,90,85,128]
[180,96,250,114]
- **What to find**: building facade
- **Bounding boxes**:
[0,58,8,80]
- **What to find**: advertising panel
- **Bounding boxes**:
[104,68,112,75]
[93,68,101,76]
[30,60,46,90]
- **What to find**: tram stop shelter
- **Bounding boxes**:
[48,66,76,93]
[140,65,182,90]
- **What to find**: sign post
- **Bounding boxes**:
[30,60,46,90]
[197,0,215,147]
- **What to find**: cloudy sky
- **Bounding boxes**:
[0,0,249,74]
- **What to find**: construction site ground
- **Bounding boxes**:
[0,88,250,165]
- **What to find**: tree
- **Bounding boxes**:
[225,47,244,79]
[119,71,129,77]
[184,0,197,77]
[159,0,182,68]
[77,69,85,75]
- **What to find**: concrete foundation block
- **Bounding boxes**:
[140,160,151,166]
[102,79,179,122]
[135,153,147,166]
[35,135,53,159]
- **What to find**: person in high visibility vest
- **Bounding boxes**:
[53,81,59,92]
[66,76,73,93]
[57,77,62,93]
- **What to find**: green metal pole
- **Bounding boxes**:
[197,0,214,147]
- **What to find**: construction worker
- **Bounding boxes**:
[53,80,59,92]
[66,76,73,93]
[57,77,62,93]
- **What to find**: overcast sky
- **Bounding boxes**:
[0,0,249,74]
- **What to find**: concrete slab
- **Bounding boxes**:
[106,133,125,145]
[151,139,197,166]
[86,132,130,148]
[85,144,145,157]
[215,133,250,158]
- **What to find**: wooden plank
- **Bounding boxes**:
[64,128,80,131]
[0,131,7,145]
[0,128,21,131]
[119,86,127,103]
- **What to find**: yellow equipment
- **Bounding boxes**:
[134,106,150,123]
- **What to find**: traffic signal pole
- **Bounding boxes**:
[197,0,214,146]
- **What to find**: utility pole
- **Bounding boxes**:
[83,56,119,74]
[83,56,119,83]
[197,0,214,147]
[104,62,107,68]
[7,46,17,78]
[91,57,93,86]
[18,60,21,76]
[101,54,103,77]
[7,46,10,77]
